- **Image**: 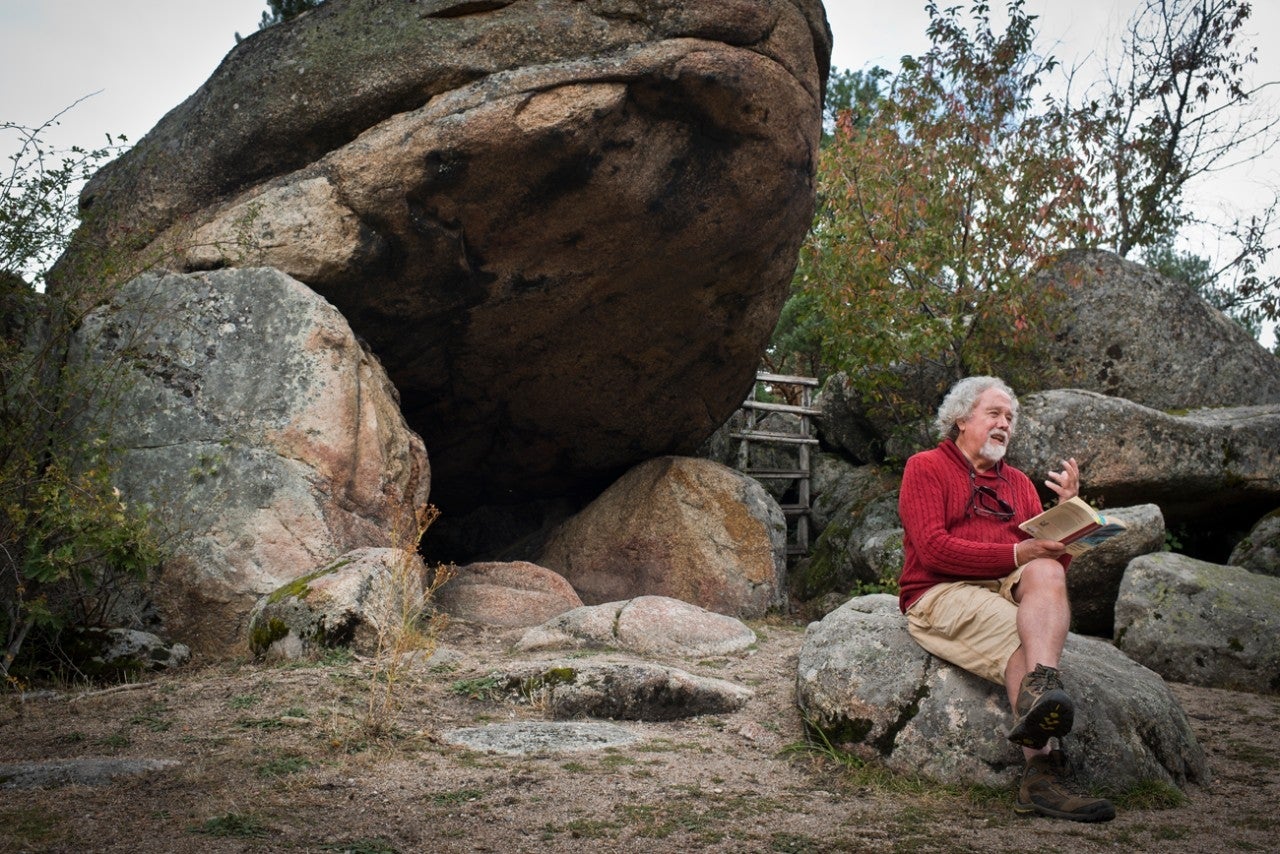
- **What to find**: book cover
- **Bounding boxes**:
[1018,496,1127,556]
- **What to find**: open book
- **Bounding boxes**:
[1018,496,1128,556]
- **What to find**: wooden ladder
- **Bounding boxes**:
[731,371,821,556]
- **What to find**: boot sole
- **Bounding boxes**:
[1008,690,1074,748]
[1014,799,1116,823]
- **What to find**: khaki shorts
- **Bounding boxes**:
[905,566,1026,685]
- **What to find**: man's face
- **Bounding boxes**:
[956,387,1014,466]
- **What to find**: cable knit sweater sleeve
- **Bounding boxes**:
[897,441,1065,611]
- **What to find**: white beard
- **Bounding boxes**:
[979,432,1008,463]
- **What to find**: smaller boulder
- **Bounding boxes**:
[1065,504,1166,637]
[1115,552,1280,694]
[1009,390,1280,516]
[1026,249,1280,409]
[797,595,1209,791]
[517,595,757,658]
[68,628,191,679]
[795,489,903,601]
[0,758,181,789]
[98,629,191,671]
[1230,509,1280,576]
[248,547,428,659]
[499,660,753,721]
[809,455,899,539]
[68,268,431,656]
[539,456,787,618]
[439,721,640,756]
[434,561,583,627]
[814,370,944,465]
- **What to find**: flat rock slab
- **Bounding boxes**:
[439,721,640,755]
[0,758,180,788]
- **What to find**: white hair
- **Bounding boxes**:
[934,376,1018,441]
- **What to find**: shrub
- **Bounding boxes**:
[2,111,163,685]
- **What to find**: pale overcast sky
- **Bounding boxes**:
[2,1,1277,341]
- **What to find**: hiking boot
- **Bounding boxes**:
[1015,749,1116,822]
[1007,664,1074,748]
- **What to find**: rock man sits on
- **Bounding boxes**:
[897,376,1115,822]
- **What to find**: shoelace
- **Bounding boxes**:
[1050,755,1092,795]
[1027,666,1062,693]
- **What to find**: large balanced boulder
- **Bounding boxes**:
[797,595,1209,791]
[538,457,787,618]
[69,269,430,655]
[58,0,832,513]
[1008,390,1280,518]
[1115,552,1280,694]
[1027,249,1280,409]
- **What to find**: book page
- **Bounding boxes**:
[1018,497,1101,542]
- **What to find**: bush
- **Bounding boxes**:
[2,112,162,686]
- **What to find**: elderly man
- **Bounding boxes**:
[897,376,1115,823]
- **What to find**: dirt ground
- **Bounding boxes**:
[2,616,1278,854]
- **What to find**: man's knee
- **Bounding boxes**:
[1014,558,1067,600]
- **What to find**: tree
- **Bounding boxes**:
[1079,0,1280,326]
[259,0,326,30]
[1,103,121,287]
[822,66,889,141]
[767,67,889,385]
[790,1,1093,432]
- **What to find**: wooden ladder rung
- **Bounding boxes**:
[730,430,819,445]
[756,371,820,386]
[740,400,823,416]
[744,469,808,479]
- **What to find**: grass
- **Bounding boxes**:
[94,732,130,749]
[450,674,506,701]
[1111,778,1188,810]
[190,812,267,838]
[770,831,824,853]
[257,754,312,778]
[278,646,356,669]
[8,603,1273,854]
[322,839,399,854]
[430,787,486,806]
[235,716,289,730]
[322,839,396,854]
[128,714,171,732]
[542,817,620,840]
[1226,741,1280,770]
[0,807,59,846]
[599,752,638,769]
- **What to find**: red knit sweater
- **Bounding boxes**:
[897,439,1068,612]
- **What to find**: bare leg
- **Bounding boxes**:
[1004,558,1071,757]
